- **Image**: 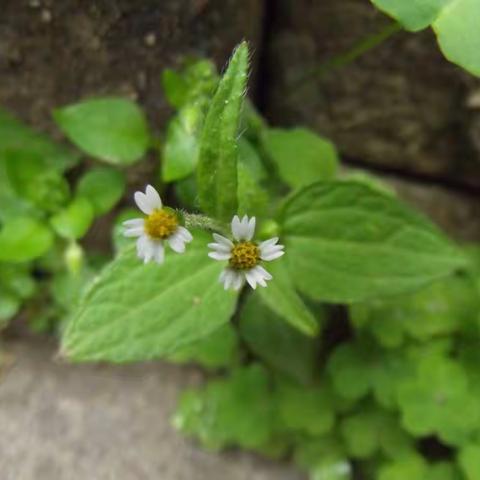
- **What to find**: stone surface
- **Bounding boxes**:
[0,339,304,480]
[0,0,264,135]
[264,0,480,187]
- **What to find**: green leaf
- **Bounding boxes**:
[76,167,126,215]
[197,41,249,221]
[378,454,427,480]
[294,437,352,480]
[340,407,414,460]
[0,107,79,172]
[0,217,53,262]
[50,197,94,240]
[4,149,70,212]
[167,323,240,369]
[257,257,320,336]
[54,97,150,164]
[161,60,218,109]
[433,0,480,77]
[173,365,277,451]
[262,127,338,189]
[280,181,467,303]
[161,104,203,182]
[275,378,335,436]
[397,355,480,445]
[61,232,239,362]
[350,275,478,347]
[236,161,269,217]
[371,0,480,77]
[427,463,462,480]
[239,294,318,384]
[327,342,414,408]
[459,444,480,480]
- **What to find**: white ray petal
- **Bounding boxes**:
[255,265,273,281]
[122,218,144,229]
[168,233,186,253]
[153,242,165,264]
[123,226,144,238]
[208,242,232,254]
[213,233,234,248]
[231,215,242,241]
[177,226,193,242]
[261,249,285,261]
[245,270,258,289]
[245,216,256,241]
[145,185,163,210]
[259,237,279,250]
[208,251,231,261]
[232,271,245,291]
[134,191,153,214]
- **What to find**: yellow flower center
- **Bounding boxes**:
[229,241,260,270]
[144,209,178,239]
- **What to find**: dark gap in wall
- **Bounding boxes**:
[253,0,276,113]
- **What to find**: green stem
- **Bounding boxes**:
[292,20,402,86]
[182,212,229,236]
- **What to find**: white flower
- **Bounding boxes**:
[122,185,193,264]
[208,214,284,291]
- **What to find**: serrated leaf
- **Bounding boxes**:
[371,0,480,77]
[54,97,150,164]
[0,217,53,262]
[262,127,338,189]
[61,232,239,362]
[239,294,318,384]
[76,167,125,215]
[197,41,249,221]
[50,197,94,240]
[173,365,277,451]
[280,181,467,303]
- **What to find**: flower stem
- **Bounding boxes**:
[182,212,229,236]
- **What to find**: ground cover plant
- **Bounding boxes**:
[2,2,480,478]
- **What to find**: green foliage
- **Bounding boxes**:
[76,167,125,215]
[351,275,479,347]
[396,355,479,445]
[50,197,95,240]
[371,0,480,76]
[54,98,150,164]
[280,181,467,303]
[0,217,53,262]
[262,127,338,189]
[3,41,480,480]
[239,294,319,384]
[167,323,240,369]
[0,107,79,171]
[174,365,278,451]
[197,41,249,221]
[61,232,239,362]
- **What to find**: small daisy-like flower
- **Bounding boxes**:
[123,185,193,264]
[208,215,284,291]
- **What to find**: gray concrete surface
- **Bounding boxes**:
[0,339,303,480]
